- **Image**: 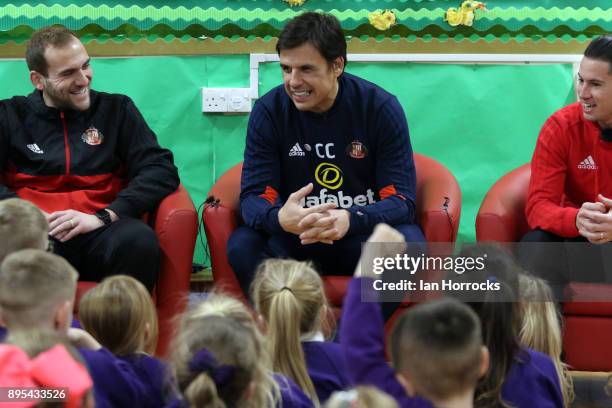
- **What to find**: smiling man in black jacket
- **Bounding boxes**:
[0,26,179,290]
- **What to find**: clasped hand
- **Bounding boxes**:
[278,183,350,245]
[576,194,612,244]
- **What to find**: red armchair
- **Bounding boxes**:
[202,153,461,311]
[73,184,198,356]
[476,164,612,371]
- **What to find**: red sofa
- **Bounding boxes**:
[476,164,612,371]
[74,184,198,356]
[202,153,462,313]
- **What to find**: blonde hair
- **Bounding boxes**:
[0,198,48,263]
[325,386,399,408]
[187,293,281,407]
[171,315,257,408]
[251,259,326,406]
[518,274,574,407]
[0,249,78,329]
[79,275,158,355]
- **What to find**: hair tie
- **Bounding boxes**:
[280,286,293,293]
[189,348,235,388]
[0,344,92,408]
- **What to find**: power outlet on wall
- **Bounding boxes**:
[201,87,251,113]
[202,88,228,112]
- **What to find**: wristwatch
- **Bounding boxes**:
[95,209,112,225]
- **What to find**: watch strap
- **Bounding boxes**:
[95,209,112,225]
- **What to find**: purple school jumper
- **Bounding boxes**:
[340,278,564,408]
[79,347,149,408]
[120,353,172,407]
[501,348,564,408]
[339,278,432,408]
[275,372,315,408]
[302,339,350,403]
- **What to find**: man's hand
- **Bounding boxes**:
[355,223,406,278]
[599,194,612,211]
[576,200,612,244]
[48,210,104,242]
[278,183,337,235]
[299,209,350,245]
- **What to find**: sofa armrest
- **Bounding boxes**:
[417,174,461,243]
[476,164,530,242]
[202,204,245,301]
[153,184,198,354]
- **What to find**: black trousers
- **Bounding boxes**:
[517,228,612,301]
[52,218,160,292]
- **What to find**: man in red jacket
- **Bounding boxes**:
[520,35,612,297]
[0,27,179,290]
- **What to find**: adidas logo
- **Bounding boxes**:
[288,143,305,157]
[26,143,43,154]
[577,155,597,170]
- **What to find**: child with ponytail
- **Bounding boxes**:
[252,259,349,406]
[170,314,258,407]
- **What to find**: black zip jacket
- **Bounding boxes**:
[0,90,179,218]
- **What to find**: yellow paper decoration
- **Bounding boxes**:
[368,9,397,31]
[444,1,487,27]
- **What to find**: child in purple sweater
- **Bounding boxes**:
[179,293,314,408]
[0,250,150,408]
[79,275,172,407]
[340,224,564,408]
[252,259,350,405]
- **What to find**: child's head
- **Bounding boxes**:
[188,293,280,407]
[0,198,48,262]
[325,386,399,408]
[79,275,158,355]
[390,298,487,405]
[251,259,327,404]
[2,329,94,408]
[0,249,78,331]
[171,314,257,408]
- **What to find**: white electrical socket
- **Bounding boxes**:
[201,87,251,113]
[202,88,227,112]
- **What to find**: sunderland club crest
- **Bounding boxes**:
[81,126,103,145]
[346,140,367,159]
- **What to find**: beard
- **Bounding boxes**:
[42,78,91,112]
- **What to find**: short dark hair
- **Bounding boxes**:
[584,35,612,72]
[276,12,347,70]
[390,298,483,401]
[26,26,77,76]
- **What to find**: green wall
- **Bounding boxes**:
[0,56,575,264]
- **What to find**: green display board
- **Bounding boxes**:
[0,1,610,44]
[0,56,574,264]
